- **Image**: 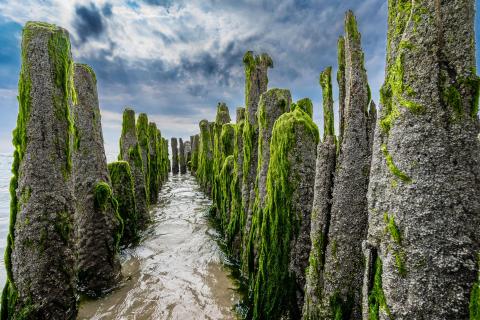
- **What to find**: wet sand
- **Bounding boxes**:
[78,174,238,319]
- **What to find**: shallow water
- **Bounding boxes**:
[77,173,239,319]
[0,154,12,290]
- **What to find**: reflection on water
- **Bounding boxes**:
[78,173,238,319]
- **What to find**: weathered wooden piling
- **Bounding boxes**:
[136,113,150,203]
[119,108,150,227]
[72,63,122,296]
[319,11,373,319]
[197,120,214,192]
[241,51,272,273]
[185,139,192,169]
[337,36,346,146]
[243,88,291,275]
[226,107,246,258]
[216,123,235,230]
[252,105,319,319]
[160,135,169,181]
[212,103,231,217]
[365,1,480,319]
[302,66,337,319]
[191,134,200,174]
[171,137,179,174]
[1,22,77,319]
[148,122,160,204]
[179,138,186,174]
[108,161,138,246]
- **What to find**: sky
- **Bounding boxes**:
[0,0,479,156]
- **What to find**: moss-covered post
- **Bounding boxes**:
[136,113,150,204]
[319,11,372,318]
[108,161,138,246]
[241,51,272,270]
[217,124,235,231]
[159,133,169,182]
[197,120,214,193]
[1,22,77,319]
[165,138,171,174]
[179,138,186,174]
[365,1,480,319]
[72,63,122,296]
[187,136,193,169]
[302,67,337,319]
[320,67,335,140]
[191,134,200,174]
[212,103,231,216]
[148,122,160,204]
[242,88,291,276]
[226,107,246,259]
[252,106,319,319]
[171,137,179,174]
[337,36,346,145]
[119,108,150,227]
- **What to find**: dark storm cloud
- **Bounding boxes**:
[73,3,108,43]
[102,3,113,17]
[142,0,173,7]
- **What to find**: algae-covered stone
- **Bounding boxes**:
[302,66,337,319]
[320,11,372,319]
[136,113,150,203]
[148,122,160,204]
[179,138,186,174]
[1,22,77,319]
[119,108,150,227]
[241,51,272,273]
[252,107,319,319]
[366,1,480,319]
[108,161,138,246]
[243,88,291,275]
[73,63,122,296]
[171,137,179,174]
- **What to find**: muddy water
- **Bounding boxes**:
[78,173,239,320]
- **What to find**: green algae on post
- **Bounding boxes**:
[252,107,318,319]
[108,161,139,245]
[119,108,150,227]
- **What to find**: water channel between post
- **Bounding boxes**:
[78,173,239,320]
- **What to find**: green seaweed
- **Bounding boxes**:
[384,213,407,276]
[368,256,392,320]
[381,144,412,183]
[295,98,313,119]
